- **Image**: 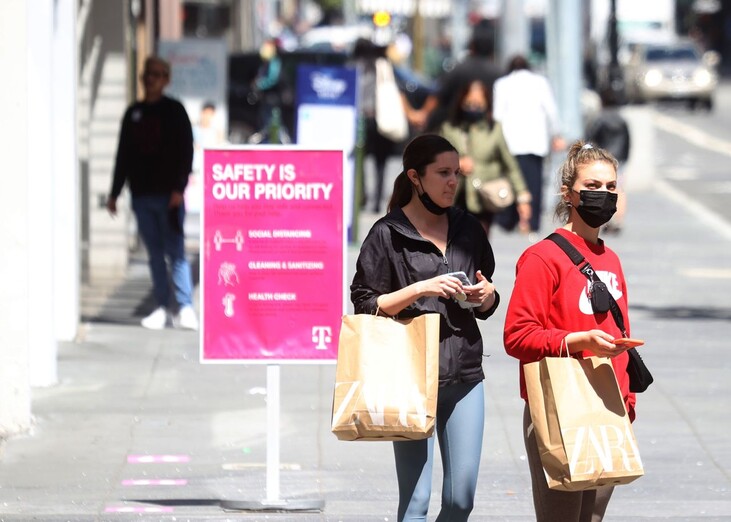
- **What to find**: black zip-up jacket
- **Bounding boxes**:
[351,206,500,387]
[110,96,194,199]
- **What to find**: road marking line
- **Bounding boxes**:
[104,506,174,513]
[652,112,731,159]
[222,462,301,471]
[663,166,698,180]
[702,182,731,193]
[121,479,188,486]
[678,268,731,279]
[127,454,190,463]
[656,180,731,241]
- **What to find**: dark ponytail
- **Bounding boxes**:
[387,134,458,212]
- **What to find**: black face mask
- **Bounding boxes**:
[574,190,618,228]
[417,179,449,215]
[461,109,485,124]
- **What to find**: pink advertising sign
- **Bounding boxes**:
[200,147,345,363]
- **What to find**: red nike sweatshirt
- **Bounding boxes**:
[503,228,636,420]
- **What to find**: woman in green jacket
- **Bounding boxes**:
[440,80,532,237]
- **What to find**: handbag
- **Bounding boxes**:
[547,233,654,392]
[374,58,409,143]
[471,176,515,213]
[331,313,440,441]
[525,352,645,491]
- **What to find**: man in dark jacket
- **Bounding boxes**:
[586,87,630,233]
[411,20,502,132]
[107,56,197,330]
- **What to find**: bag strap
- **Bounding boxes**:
[546,233,628,337]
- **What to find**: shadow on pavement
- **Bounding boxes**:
[631,303,731,321]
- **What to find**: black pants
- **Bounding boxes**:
[495,154,544,232]
[361,117,396,212]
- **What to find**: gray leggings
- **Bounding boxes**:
[393,381,485,522]
[524,405,614,522]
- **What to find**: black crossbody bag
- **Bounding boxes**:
[547,233,654,393]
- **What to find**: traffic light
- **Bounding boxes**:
[372,10,391,27]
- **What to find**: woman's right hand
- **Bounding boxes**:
[376,274,468,317]
[564,329,631,358]
[415,273,467,300]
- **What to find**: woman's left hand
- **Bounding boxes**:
[464,270,496,311]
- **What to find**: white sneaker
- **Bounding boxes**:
[177,305,199,331]
[141,306,169,330]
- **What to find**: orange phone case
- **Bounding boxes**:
[613,338,645,348]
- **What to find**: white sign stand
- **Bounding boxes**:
[220,365,325,513]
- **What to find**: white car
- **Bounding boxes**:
[624,39,719,110]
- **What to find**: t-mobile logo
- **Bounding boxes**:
[311,326,332,350]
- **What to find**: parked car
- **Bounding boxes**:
[623,39,719,110]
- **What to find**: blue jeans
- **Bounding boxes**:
[393,381,485,522]
[131,195,193,309]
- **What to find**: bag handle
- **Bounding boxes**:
[546,233,627,337]
[375,302,397,319]
[560,337,569,357]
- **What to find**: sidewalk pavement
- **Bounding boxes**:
[1,108,731,521]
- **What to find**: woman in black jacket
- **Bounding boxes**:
[350,134,500,521]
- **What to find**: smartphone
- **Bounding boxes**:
[613,338,645,348]
[445,271,481,308]
[445,271,472,286]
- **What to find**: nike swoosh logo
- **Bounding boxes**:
[578,271,623,315]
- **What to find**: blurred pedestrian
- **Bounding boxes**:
[106,56,198,331]
[586,88,630,233]
[192,101,225,174]
[351,134,500,521]
[252,38,284,140]
[440,80,532,237]
[189,101,225,213]
[504,141,636,522]
[352,38,411,213]
[493,55,565,237]
[412,20,501,132]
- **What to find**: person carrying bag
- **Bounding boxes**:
[439,79,532,237]
[504,141,642,521]
[546,232,653,393]
[345,135,500,521]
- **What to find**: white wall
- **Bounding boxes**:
[26,0,58,387]
[53,0,81,343]
[0,0,33,436]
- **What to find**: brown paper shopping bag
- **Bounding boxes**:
[524,356,644,491]
[331,313,440,441]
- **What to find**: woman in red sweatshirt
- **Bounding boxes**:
[503,141,636,521]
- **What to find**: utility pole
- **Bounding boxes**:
[451,0,469,60]
[413,1,425,72]
[499,0,529,65]
[607,0,625,103]
[546,0,583,141]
